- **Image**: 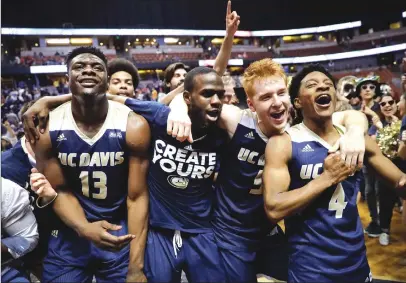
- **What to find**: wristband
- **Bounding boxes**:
[36,193,58,208]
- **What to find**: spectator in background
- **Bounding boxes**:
[336,76,357,111]
[2,121,17,151]
[357,76,384,238]
[162,62,189,94]
[107,58,140,98]
[380,83,393,97]
[369,94,402,245]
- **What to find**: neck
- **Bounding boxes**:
[303,116,335,139]
[363,98,374,107]
[191,123,209,140]
[257,120,282,138]
[71,94,109,125]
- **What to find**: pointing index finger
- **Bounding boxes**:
[226,0,231,16]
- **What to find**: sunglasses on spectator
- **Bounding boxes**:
[361,84,376,90]
[379,100,395,107]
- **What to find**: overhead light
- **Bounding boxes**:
[164,37,179,44]
[199,59,243,67]
[146,38,149,42]
[46,38,70,45]
[127,42,131,46]
[153,39,156,42]
[208,47,212,51]
[136,38,139,42]
[211,38,224,44]
[5,50,8,54]
[178,41,181,45]
[34,43,38,47]
[403,11,406,18]
[100,42,104,46]
[70,38,92,45]
[125,48,129,52]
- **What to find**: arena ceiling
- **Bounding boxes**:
[2,0,406,32]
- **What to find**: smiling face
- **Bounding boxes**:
[379,95,397,118]
[68,53,108,98]
[295,71,336,121]
[247,75,290,135]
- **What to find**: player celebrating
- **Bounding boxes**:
[263,65,406,282]
[168,58,368,282]
[31,47,150,283]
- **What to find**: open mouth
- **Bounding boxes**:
[270,110,285,119]
[315,93,332,106]
[206,109,220,121]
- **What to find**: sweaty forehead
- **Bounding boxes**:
[71,53,105,66]
[253,76,286,91]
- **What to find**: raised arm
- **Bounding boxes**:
[365,135,406,198]
[33,125,134,250]
[263,133,352,224]
[213,0,240,75]
[331,110,368,168]
[125,113,150,282]
[159,83,185,106]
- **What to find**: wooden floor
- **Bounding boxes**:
[358,201,406,282]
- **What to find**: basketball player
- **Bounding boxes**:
[107,58,140,97]
[263,65,406,282]
[123,67,228,282]
[31,47,150,283]
[168,59,369,282]
[24,66,229,282]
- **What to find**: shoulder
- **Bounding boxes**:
[218,104,244,137]
[126,112,151,152]
[266,132,292,159]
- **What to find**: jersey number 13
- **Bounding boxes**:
[79,171,107,199]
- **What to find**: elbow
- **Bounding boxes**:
[264,201,283,225]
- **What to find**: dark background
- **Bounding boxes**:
[2,0,406,32]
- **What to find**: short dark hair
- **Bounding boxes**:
[108,58,140,88]
[164,62,189,85]
[184,67,218,93]
[289,64,336,103]
[66,46,108,69]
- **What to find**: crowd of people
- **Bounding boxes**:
[2,2,406,283]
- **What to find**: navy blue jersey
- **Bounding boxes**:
[125,98,228,233]
[48,101,131,222]
[1,136,35,188]
[285,123,369,281]
[213,110,271,251]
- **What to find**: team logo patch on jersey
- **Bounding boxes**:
[167,175,189,189]
[244,131,255,139]
[56,134,67,142]
[109,132,122,139]
[301,144,314,152]
[184,145,193,151]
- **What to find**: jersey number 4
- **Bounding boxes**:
[328,183,348,219]
[79,171,107,199]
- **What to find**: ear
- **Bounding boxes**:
[166,82,171,89]
[247,98,256,112]
[183,91,191,105]
[293,97,302,110]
